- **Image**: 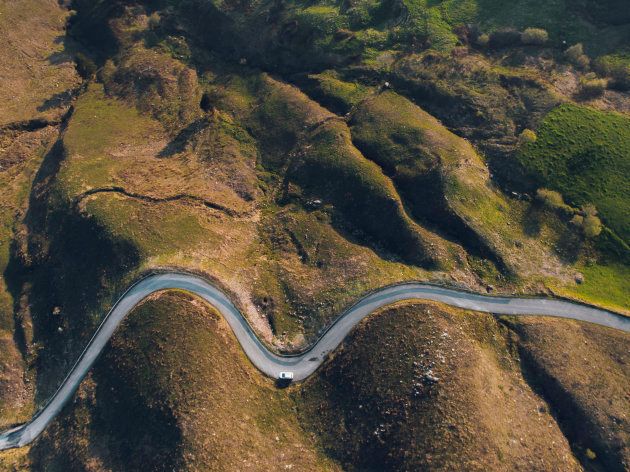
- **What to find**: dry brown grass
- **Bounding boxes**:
[507,317,630,470]
[26,291,340,471]
[298,302,583,471]
[0,0,80,126]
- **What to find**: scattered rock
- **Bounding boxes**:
[423,370,440,385]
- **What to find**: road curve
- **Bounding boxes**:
[1,271,628,450]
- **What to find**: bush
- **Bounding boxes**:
[611,66,630,90]
[521,28,548,45]
[519,129,537,143]
[594,55,630,90]
[581,204,598,217]
[577,205,602,238]
[536,188,566,210]
[75,52,97,79]
[565,43,584,62]
[570,214,584,227]
[574,54,591,70]
[476,33,489,47]
[565,43,590,69]
[583,215,602,238]
[579,78,607,97]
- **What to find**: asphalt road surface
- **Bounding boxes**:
[1,272,628,450]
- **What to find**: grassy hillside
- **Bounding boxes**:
[0,0,82,433]
[0,0,81,125]
[170,0,630,69]
[476,0,630,54]
[298,302,585,471]
[0,0,627,467]
[505,316,630,471]
[6,297,629,471]
[350,90,569,277]
[27,291,339,471]
[518,104,630,243]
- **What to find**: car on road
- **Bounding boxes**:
[278,371,294,380]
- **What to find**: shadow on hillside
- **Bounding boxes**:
[4,137,141,409]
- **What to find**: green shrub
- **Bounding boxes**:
[572,205,603,238]
[579,78,607,97]
[476,33,489,47]
[610,65,630,90]
[583,214,603,238]
[519,129,537,143]
[565,43,590,69]
[570,214,584,227]
[564,43,584,62]
[521,28,548,45]
[594,54,630,90]
[517,104,630,243]
[581,204,598,218]
[536,188,566,210]
[585,449,597,461]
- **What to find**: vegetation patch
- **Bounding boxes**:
[350,90,566,278]
[288,119,452,269]
[517,103,630,243]
[552,262,630,313]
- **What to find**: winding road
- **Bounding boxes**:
[0,271,628,450]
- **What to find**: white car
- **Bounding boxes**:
[278,371,294,380]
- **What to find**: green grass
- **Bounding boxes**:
[518,103,630,243]
[300,70,371,114]
[350,91,542,275]
[296,5,346,35]
[83,195,211,259]
[558,262,630,312]
[475,0,630,54]
[60,84,161,196]
[290,119,448,268]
